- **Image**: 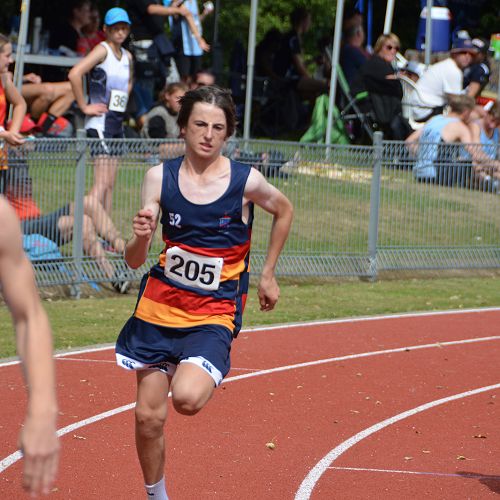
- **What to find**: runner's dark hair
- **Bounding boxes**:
[178,85,236,139]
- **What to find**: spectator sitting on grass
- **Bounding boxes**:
[467,100,500,191]
[4,164,131,292]
[406,94,500,187]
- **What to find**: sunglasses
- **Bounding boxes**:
[384,44,399,51]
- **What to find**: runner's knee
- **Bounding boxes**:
[171,387,210,416]
[135,405,167,438]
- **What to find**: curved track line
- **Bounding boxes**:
[294,383,500,500]
[1,334,499,474]
[1,307,500,368]
[329,466,500,481]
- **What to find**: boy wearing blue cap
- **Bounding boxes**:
[69,8,133,216]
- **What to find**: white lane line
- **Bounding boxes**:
[2,307,500,368]
[1,335,499,474]
[222,336,500,383]
[294,383,500,500]
[0,403,136,472]
[329,466,500,481]
[240,306,500,332]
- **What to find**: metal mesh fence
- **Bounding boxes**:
[378,140,500,270]
[5,132,499,294]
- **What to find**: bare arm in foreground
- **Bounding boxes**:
[0,196,59,495]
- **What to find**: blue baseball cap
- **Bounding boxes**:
[104,7,131,26]
[451,38,476,53]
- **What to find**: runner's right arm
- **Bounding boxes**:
[125,165,162,268]
[0,197,59,495]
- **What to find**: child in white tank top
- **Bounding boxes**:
[69,7,133,214]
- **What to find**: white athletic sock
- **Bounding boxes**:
[145,476,169,499]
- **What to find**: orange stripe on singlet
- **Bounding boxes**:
[142,275,235,315]
[135,296,235,330]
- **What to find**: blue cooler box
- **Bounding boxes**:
[416,6,451,52]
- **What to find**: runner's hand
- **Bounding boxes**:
[257,273,280,311]
[132,209,156,239]
[19,414,59,495]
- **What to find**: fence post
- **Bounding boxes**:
[71,129,87,298]
[367,131,383,280]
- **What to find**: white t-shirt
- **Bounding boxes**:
[410,58,463,120]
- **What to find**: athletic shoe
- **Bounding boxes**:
[112,269,131,294]
[37,113,73,137]
[7,114,37,134]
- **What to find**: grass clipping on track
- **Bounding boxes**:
[0,275,499,359]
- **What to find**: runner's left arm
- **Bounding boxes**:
[244,168,293,311]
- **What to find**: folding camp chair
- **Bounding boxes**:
[398,74,435,131]
[336,66,375,142]
[320,46,374,142]
[300,94,350,145]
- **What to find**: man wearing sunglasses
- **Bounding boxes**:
[409,38,477,122]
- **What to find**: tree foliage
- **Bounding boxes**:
[207,0,336,64]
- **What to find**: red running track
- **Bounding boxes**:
[1,309,499,499]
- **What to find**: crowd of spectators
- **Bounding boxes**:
[333,7,500,192]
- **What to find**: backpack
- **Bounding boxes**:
[22,234,100,292]
[23,234,64,261]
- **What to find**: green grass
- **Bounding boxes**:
[1,275,499,359]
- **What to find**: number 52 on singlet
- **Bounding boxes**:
[164,247,223,291]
